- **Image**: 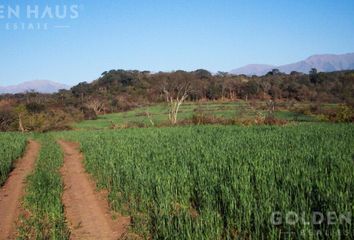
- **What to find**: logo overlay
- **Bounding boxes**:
[0,4,81,31]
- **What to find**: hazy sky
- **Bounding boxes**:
[0,0,354,85]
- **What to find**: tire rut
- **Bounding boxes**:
[59,141,130,240]
[0,140,40,239]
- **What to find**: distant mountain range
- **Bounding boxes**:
[231,53,354,76]
[1,54,354,94]
[0,80,70,94]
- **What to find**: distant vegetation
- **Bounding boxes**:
[1,69,354,132]
[74,101,319,130]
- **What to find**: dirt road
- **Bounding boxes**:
[59,141,130,240]
[0,140,40,239]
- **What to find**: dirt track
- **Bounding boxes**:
[0,140,40,239]
[59,141,130,240]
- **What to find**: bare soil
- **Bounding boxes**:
[59,141,130,240]
[0,140,40,239]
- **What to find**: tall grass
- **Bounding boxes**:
[0,133,27,186]
[65,124,354,239]
[18,134,69,239]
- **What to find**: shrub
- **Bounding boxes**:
[334,104,354,122]
[263,115,288,125]
[25,102,46,114]
[0,108,17,131]
[81,107,97,120]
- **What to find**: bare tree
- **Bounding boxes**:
[86,98,104,115]
[145,111,155,126]
[260,80,271,100]
[15,105,27,133]
[266,99,275,115]
[162,75,191,124]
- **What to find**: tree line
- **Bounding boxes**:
[1,69,353,131]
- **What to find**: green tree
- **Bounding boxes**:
[309,68,318,84]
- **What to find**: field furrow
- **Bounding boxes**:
[59,140,130,240]
[0,140,40,239]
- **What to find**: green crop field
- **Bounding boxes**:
[0,133,27,186]
[73,101,316,130]
[61,123,354,239]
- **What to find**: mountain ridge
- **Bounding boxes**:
[231,53,354,76]
[0,80,70,94]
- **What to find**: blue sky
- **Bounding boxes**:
[0,0,353,85]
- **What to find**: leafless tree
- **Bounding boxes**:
[14,105,27,133]
[145,111,155,126]
[86,98,104,115]
[266,99,275,115]
[162,74,192,124]
[260,80,272,100]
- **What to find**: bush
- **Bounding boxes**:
[25,102,46,114]
[334,104,354,122]
[263,115,288,125]
[15,108,76,132]
[81,107,97,120]
[0,108,17,131]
